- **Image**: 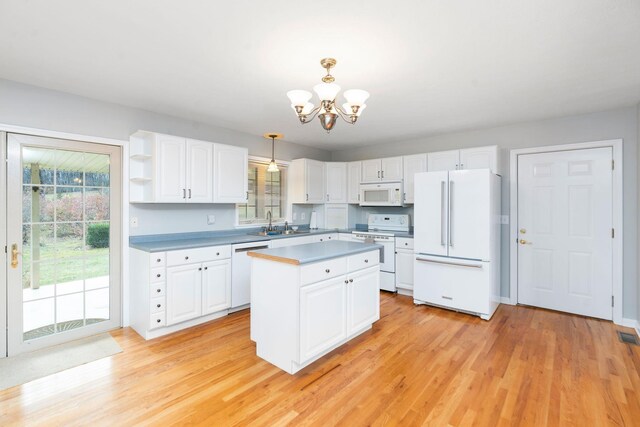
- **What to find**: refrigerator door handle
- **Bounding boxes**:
[416,257,482,269]
[449,180,454,247]
[440,180,446,246]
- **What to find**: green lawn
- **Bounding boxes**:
[22,238,109,288]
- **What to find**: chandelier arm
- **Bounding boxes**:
[299,105,323,124]
[334,104,356,124]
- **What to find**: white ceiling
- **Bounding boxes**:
[1,0,639,149]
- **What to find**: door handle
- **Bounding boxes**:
[188,189,192,199]
[11,243,19,269]
[381,170,384,179]
[449,180,454,247]
[440,181,446,246]
[519,239,533,245]
[377,171,380,178]
[182,188,186,199]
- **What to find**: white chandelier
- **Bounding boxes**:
[287,58,370,133]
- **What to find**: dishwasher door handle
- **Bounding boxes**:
[235,245,269,253]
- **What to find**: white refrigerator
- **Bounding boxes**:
[413,169,501,320]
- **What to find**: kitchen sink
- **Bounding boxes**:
[248,230,310,237]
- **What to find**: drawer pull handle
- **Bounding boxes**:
[349,279,353,283]
[364,259,369,263]
[185,256,189,260]
[442,295,453,300]
[156,273,161,278]
[198,267,202,271]
[156,304,161,308]
[156,258,161,263]
[216,252,220,256]
[204,267,208,270]
[345,280,349,284]
[156,289,161,293]
[156,319,161,323]
[325,269,330,273]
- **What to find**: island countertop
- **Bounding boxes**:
[247,240,382,265]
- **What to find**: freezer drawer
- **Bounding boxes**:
[413,255,494,317]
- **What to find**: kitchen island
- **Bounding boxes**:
[248,240,382,374]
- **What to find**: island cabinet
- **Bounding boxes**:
[130,244,232,340]
[249,243,381,374]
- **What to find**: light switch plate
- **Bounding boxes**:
[500,215,509,225]
[207,215,216,225]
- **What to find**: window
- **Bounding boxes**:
[237,160,287,225]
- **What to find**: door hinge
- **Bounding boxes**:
[4,245,6,254]
[612,228,615,238]
[612,295,614,307]
[612,160,615,170]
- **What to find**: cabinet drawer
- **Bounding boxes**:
[166,245,231,266]
[395,237,414,250]
[150,253,166,267]
[150,283,166,298]
[347,250,380,272]
[300,257,347,286]
[150,296,165,313]
[150,268,165,283]
[149,311,166,329]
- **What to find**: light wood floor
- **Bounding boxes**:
[2,293,640,426]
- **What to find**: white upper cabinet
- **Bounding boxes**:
[427,149,459,172]
[156,134,187,203]
[402,154,428,204]
[288,158,325,204]
[459,146,499,173]
[427,146,499,173]
[361,159,381,182]
[325,162,348,203]
[347,161,361,204]
[213,143,249,203]
[381,157,403,181]
[361,157,404,182]
[186,139,214,203]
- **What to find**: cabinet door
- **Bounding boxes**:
[395,249,414,290]
[156,134,186,202]
[202,259,231,315]
[325,162,347,203]
[166,264,202,325]
[459,146,498,173]
[427,150,460,172]
[347,267,380,335]
[186,139,213,203]
[305,159,326,203]
[381,157,403,181]
[300,276,347,362]
[347,161,361,204]
[403,154,428,204]
[361,159,381,182]
[213,144,249,203]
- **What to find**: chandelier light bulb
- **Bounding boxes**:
[313,83,341,102]
[286,90,312,107]
[343,89,370,107]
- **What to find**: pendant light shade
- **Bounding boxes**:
[263,133,282,173]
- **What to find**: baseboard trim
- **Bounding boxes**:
[621,318,640,337]
[500,297,515,305]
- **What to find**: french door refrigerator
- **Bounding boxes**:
[413,169,501,320]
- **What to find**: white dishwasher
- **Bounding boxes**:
[231,241,270,309]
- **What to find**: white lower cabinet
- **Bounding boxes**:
[347,268,380,334]
[130,245,232,340]
[395,237,414,294]
[166,264,203,325]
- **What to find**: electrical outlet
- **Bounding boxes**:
[301,213,306,220]
[130,217,138,228]
[500,215,509,225]
[207,215,216,225]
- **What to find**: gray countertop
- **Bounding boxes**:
[246,240,382,265]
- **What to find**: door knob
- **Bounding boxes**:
[519,239,532,245]
[11,243,19,269]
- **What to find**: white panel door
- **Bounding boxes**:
[305,159,326,203]
[361,159,381,182]
[202,259,231,315]
[395,249,414,290]
[156,134,186,202]
[460,146,498,173]
[326,162,347,203]
[166,264,203,325]
[427,150,459,172]
[448,170,491,261]
[347,267,380,334]
[186,139,213,203]
[381,156,403,181]
[213,144,248,203]
[299,276,347,362]
[347,161,361,204]
[413,171,448,256]
[403,154,428,204]
[517,148,613,320]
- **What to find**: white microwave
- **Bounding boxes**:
[359,182,404,206]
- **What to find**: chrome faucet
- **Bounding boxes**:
[284,221,290,232]
[266,210,273,232]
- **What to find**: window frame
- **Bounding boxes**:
[235,155,289,228]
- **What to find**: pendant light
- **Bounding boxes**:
[263,133,282,172]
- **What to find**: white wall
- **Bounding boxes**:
[332,107,639,319]
[0,79,332,235]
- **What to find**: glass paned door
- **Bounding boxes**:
[7,133,121,356]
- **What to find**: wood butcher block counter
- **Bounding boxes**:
[248,241,382,374]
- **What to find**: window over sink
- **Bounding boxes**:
[237,160,287,225]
